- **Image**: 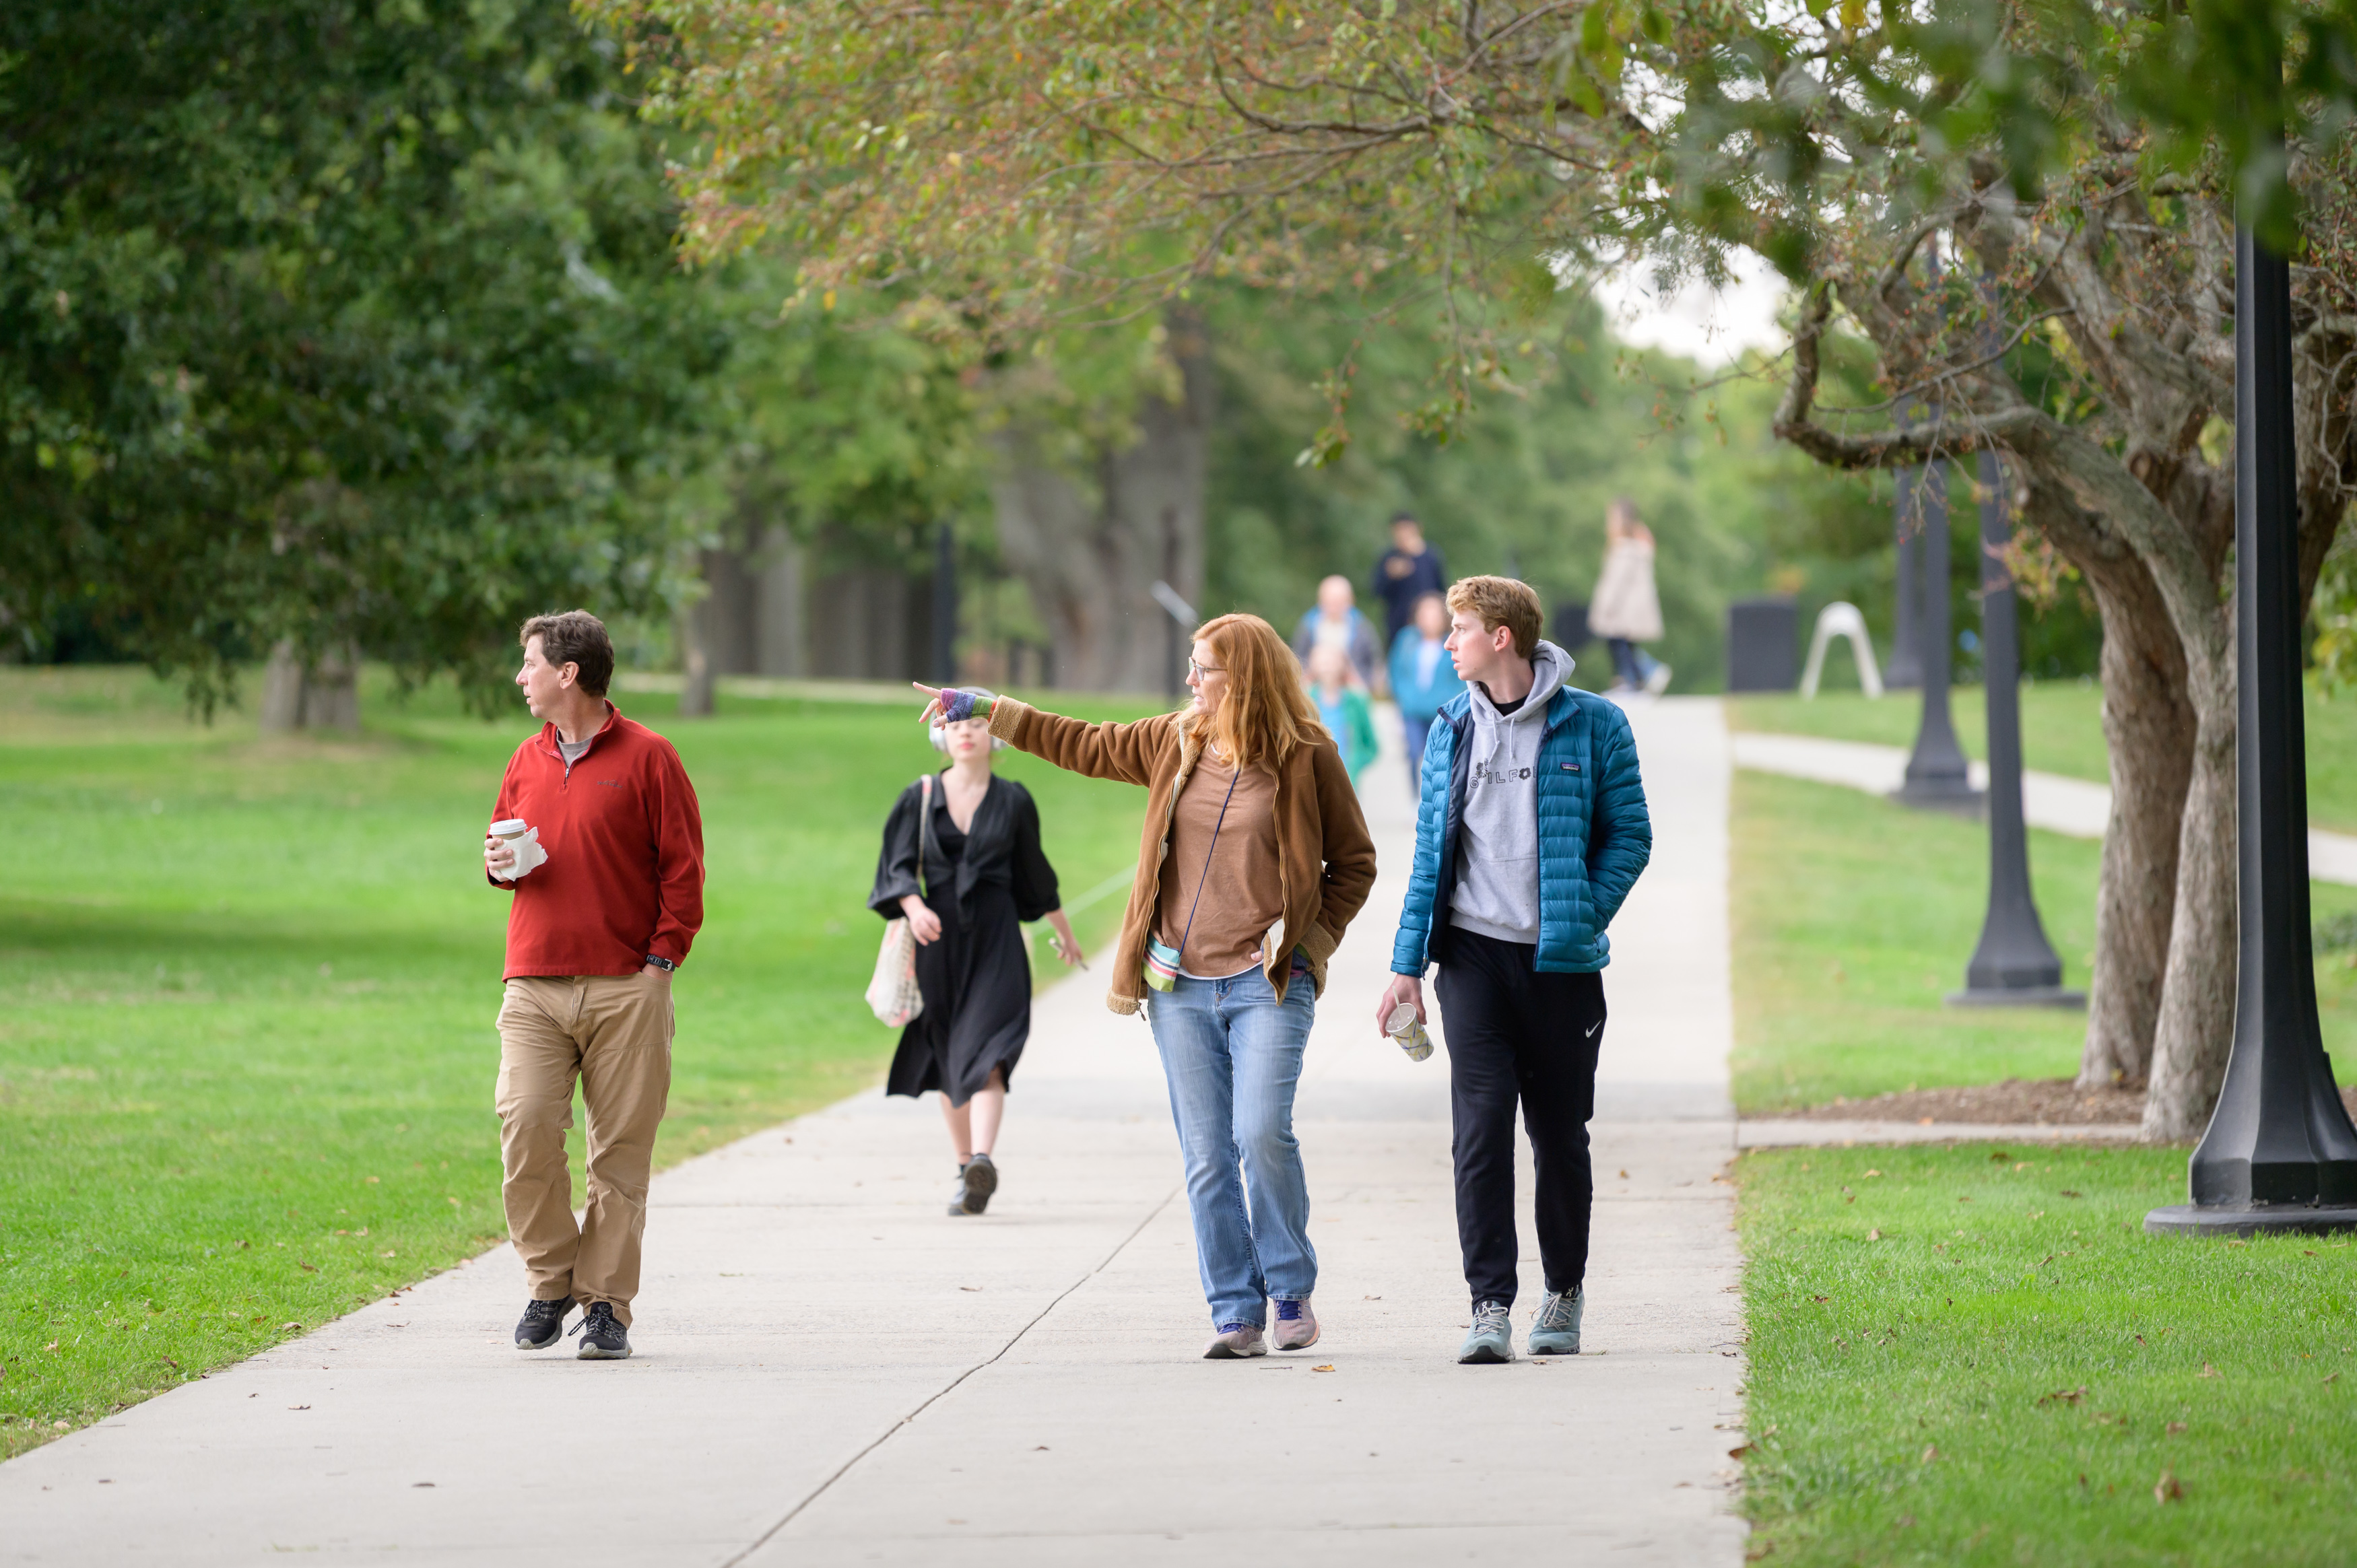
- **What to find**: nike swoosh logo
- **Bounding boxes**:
[1584,1022,1602,1037]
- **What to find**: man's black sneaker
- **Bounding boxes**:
[571,1301,631,1360]
[960,1153,999,1215]
[514,1297,572,1351]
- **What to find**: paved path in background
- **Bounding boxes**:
[1,698,1745,1567]
[1729,728,2357,884]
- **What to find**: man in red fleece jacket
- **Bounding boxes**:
[482,610,704,1361]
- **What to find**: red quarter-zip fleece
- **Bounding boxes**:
[488,704,704,979]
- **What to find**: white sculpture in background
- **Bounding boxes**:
[1799,601,1884,699]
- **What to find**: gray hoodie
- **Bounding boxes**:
[1448,640,1572,945]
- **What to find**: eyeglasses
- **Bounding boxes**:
[1188,659,1226,679]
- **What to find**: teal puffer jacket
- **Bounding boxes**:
[1390,684,1651,974]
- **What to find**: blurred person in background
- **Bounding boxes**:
[869,688,1082,1218]
[1305,644,1379,788]
[1589,498,1671,695]
[1292,574,1386,694]
[1371,511,1448,646]
[912,614,1376,1360]
[1388,590,1463,797]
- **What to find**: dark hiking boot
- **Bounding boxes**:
[959,1152,998,1215]
[571,1301,631,1360]
[514,1297,572,1351]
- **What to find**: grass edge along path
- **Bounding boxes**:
[0,668,1155,1460]
[1735,1143,2357,1566]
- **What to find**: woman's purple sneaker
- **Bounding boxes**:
[1272,1297,1320,1351]
[1203,1322,1267,1359]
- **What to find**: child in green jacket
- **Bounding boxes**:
[1305,644,1379,786]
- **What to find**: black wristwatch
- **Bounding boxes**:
[642,953,677,972]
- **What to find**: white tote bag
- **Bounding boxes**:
[864,776,933,1027]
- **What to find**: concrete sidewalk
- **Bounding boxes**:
[1,698,1745,1566]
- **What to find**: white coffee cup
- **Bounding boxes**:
[487,819,545,880]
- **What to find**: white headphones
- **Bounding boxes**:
[930,686,1009,753]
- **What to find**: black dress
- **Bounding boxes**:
[868,776,1061,1105]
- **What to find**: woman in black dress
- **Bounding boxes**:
[869,689,1082,1215]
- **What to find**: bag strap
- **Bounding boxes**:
[1171,762,1242,975]
[917,774,935,899]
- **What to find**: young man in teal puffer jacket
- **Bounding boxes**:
[1376,576,1651,1364]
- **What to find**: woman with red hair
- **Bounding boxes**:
[917,613,1377,1358]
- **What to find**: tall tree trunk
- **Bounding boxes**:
[2080,574,2195,1085]
[2142,629,2238,1139]
[259,639,360,732]
[675,599,715,718]
[991,310,1212,693]
[2020,482,2195,1087]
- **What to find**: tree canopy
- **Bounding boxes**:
[1,0,726,710]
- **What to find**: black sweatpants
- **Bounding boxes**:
[1432,928,1606,1309]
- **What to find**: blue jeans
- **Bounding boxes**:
[1148,963,1318,1327]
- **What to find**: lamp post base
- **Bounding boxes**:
[2144,1204,2357,1238]
[1945,985,2086,1009]
[1890,783,1985,817]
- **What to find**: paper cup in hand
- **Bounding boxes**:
[1385,1002,1434,1062]
[489,820,546,881]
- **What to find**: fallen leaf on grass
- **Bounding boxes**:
[2166,1421,2186,1435]
[2154,1470,2183,1503]
[1863,1169,1883,1178]
[1989,1149,2012,1162]
[2059,1190,2084,1199]
[1810,1295,1832,1304]
[1867,1229,1883,1241]
[2325,1372,2340,1386]
[2037,1387,2087,1406]
[1727,1443,1753,1460]
[2199,1363,2220,1379]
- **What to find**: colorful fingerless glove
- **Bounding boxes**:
[939,689,989,723]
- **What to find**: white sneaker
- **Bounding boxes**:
[1203,1322,1267,1359]
[1644,661,1673,695]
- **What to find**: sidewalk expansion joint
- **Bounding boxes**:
[719,1184,1179,1566]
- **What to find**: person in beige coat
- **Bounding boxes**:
[1589,498,1670,694]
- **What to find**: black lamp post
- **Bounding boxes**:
[1886,482,1924,689]
[2147,226,2357,1237]
[1950,450,2082,1007]
[931,522,959,685]
[1894,461,1981,810]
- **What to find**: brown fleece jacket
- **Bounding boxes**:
[985,695,1379,1015]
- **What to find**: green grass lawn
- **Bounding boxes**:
[0,666,1155,1457]
[1730,770,2357,1114]
[1730,682,2357,836]
[1737,1143,2357,1565]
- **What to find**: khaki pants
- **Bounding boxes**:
[495,972,673,1326]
